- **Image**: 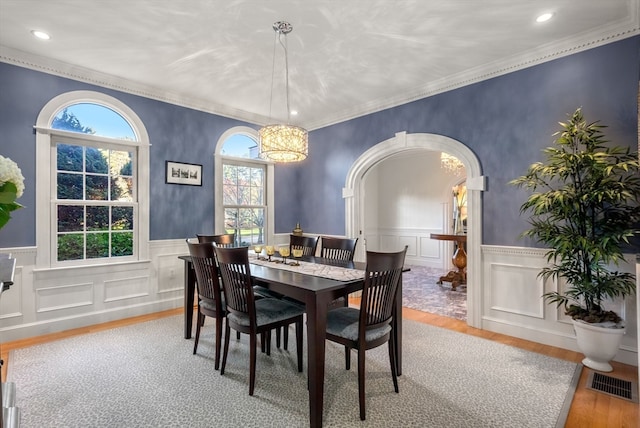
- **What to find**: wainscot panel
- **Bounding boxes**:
[488,263,545,318]
[36,282,93,313]
[482,245,638,366]
[104,275,150,303]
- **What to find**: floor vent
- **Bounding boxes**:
[586,371,639,403]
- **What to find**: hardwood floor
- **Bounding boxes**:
[2,306,638,427]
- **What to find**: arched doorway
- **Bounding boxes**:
[343,132,485,327]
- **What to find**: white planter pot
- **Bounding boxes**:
[572,319,626,372]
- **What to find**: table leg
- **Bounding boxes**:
[306,294,328,428]
[183,259,196,339]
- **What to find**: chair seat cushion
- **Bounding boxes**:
[199,295,225,312]
[228,298,304,327]
[326,307,391,342]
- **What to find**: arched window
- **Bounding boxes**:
[52,103,136,140]
[215,127,274,246]
[35,91,150,268]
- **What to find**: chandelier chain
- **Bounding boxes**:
[267,29,277,121]
[279,32,291,124]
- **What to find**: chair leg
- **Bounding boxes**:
[193,311,203,355]
[214,316,223,370]
[283,325,289,351]
[388,334,399,393]
[220,323,231,375]
[249,332,257,396]
[295,319,303,372]
[345,346,351,370]
[236,331,241,340]
[358,348,366,421]
[342,295,350,363]
[276,327,282,349]
[266,330,272,356]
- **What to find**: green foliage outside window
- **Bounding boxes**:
[223,162,265,245]
[53,107,135,262]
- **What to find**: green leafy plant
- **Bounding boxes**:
[0,155,25,229]
[510,108,640,324]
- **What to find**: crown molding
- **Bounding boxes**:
[305,15,640,130]
[0,45,271,127]
[1,11,638,132]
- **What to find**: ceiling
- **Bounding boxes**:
[0,1,638,130]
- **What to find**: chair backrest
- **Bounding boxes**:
[320,236,358,261]
[187,241,224,314]
[214,246,256,321]
[197,233,236,247]
[289,234,319,257]
[360,247,407,332]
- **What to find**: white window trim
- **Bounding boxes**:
[214,126,274,245]
[35,90,150,269]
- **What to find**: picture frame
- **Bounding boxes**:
[165,161,202,186]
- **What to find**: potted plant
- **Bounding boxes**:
[510,108,640,372]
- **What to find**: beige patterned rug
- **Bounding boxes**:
[8,315,578,427]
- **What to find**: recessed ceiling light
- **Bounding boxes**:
[31,30,51,40]
[536,13,554,23]
[290,110,298,116]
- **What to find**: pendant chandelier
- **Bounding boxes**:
[259,21,308,163]
[440,152,464,176]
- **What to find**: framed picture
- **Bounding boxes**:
[165,161,202,186]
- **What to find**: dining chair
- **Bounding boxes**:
[325,246,407,421]
[320,236,359,310]
[187,241,226,370]
[289,234,319,256]
[197,233,236,247]
[320,236,358,261]
[280,235,356,349]
[215,246,304,396]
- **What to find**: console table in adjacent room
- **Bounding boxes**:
[430,233,467,291]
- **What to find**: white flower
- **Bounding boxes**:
[0,155,25,198]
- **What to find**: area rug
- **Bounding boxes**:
[8,315,578,427]
[402,265,467,321]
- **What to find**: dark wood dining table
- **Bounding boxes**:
[178,254,404,428]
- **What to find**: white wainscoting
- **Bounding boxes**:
[482,245,638,366]
[363,227,449,269]
[0,239,188,342]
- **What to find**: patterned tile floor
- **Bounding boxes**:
[402,265,467,321]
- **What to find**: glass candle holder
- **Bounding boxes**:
[265,245,275,262]
[253,245,263,260]
[278,245,290,264]
[292,248,303,266]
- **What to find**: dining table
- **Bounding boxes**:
[178,252,405,428]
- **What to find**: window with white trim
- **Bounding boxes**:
[35,91,150,268]
[215,129,274,247]
[53,134,136,262]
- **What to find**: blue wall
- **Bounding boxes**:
[1,36,638,248]
[279,36,639,246]
[0,63,257,246]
